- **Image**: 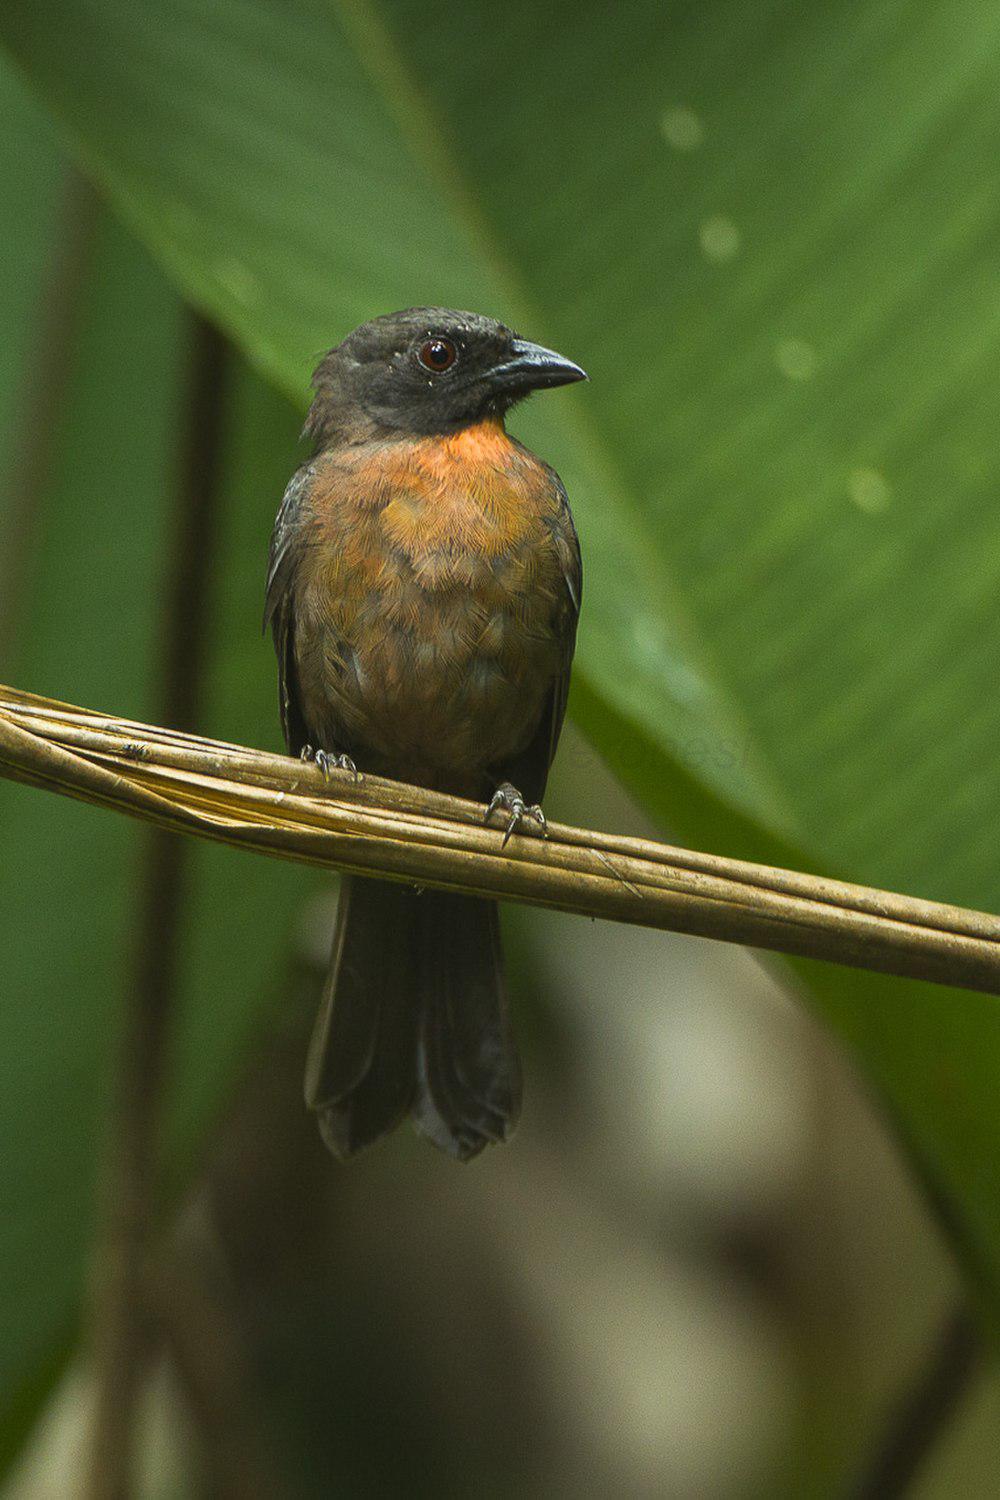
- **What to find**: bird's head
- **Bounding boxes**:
[305,307,586,446]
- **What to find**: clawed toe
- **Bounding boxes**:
[300,744,359,781]
[485,782,547,847]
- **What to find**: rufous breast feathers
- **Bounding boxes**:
[291,421,569,787]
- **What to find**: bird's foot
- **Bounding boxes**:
[485,782,547,848]
[300,744,359,781]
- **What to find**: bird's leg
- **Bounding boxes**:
[299,744,359,781]
[485,782,547,847]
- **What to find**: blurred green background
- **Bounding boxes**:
[2,1,1000,1494]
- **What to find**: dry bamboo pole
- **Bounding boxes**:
[2,682,999,995]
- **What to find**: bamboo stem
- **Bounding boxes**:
[2,682,999,997]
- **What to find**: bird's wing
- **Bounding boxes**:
[495,474,582,805]
[264,463,315,756]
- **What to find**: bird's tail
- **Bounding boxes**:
[305,876,522,1160]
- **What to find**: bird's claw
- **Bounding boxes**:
[300,744,359,781]
[485,782,547,847]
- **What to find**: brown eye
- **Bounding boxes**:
[418,336,457,372]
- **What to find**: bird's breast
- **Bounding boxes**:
[294,425,568,789]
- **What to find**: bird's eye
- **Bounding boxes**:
[418,336,458,373]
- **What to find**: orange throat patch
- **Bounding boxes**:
[369,420,547,557]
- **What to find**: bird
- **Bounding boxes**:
[264,307,584,1161]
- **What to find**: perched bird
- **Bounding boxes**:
[265,308,584,1160]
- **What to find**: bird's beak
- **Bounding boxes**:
[489,338,588,395]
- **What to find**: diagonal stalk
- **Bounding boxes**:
[2,683,1000,997]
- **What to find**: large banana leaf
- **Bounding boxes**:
[2,0,1000,1435]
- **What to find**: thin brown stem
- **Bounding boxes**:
[84,315,230,1500]
[2,683,1000,997]
[0,171,99,668]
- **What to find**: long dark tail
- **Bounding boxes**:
[304,877,521,1160]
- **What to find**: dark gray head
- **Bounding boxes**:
[305,307,586,447]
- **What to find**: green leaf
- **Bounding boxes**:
[4,0,1000,1333]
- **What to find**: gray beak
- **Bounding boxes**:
[488,338,588,395]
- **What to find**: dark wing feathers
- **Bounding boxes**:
[265,462,364,763]
[264,462,314,634]
[265,464,315,756]
[494,474,581,804]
